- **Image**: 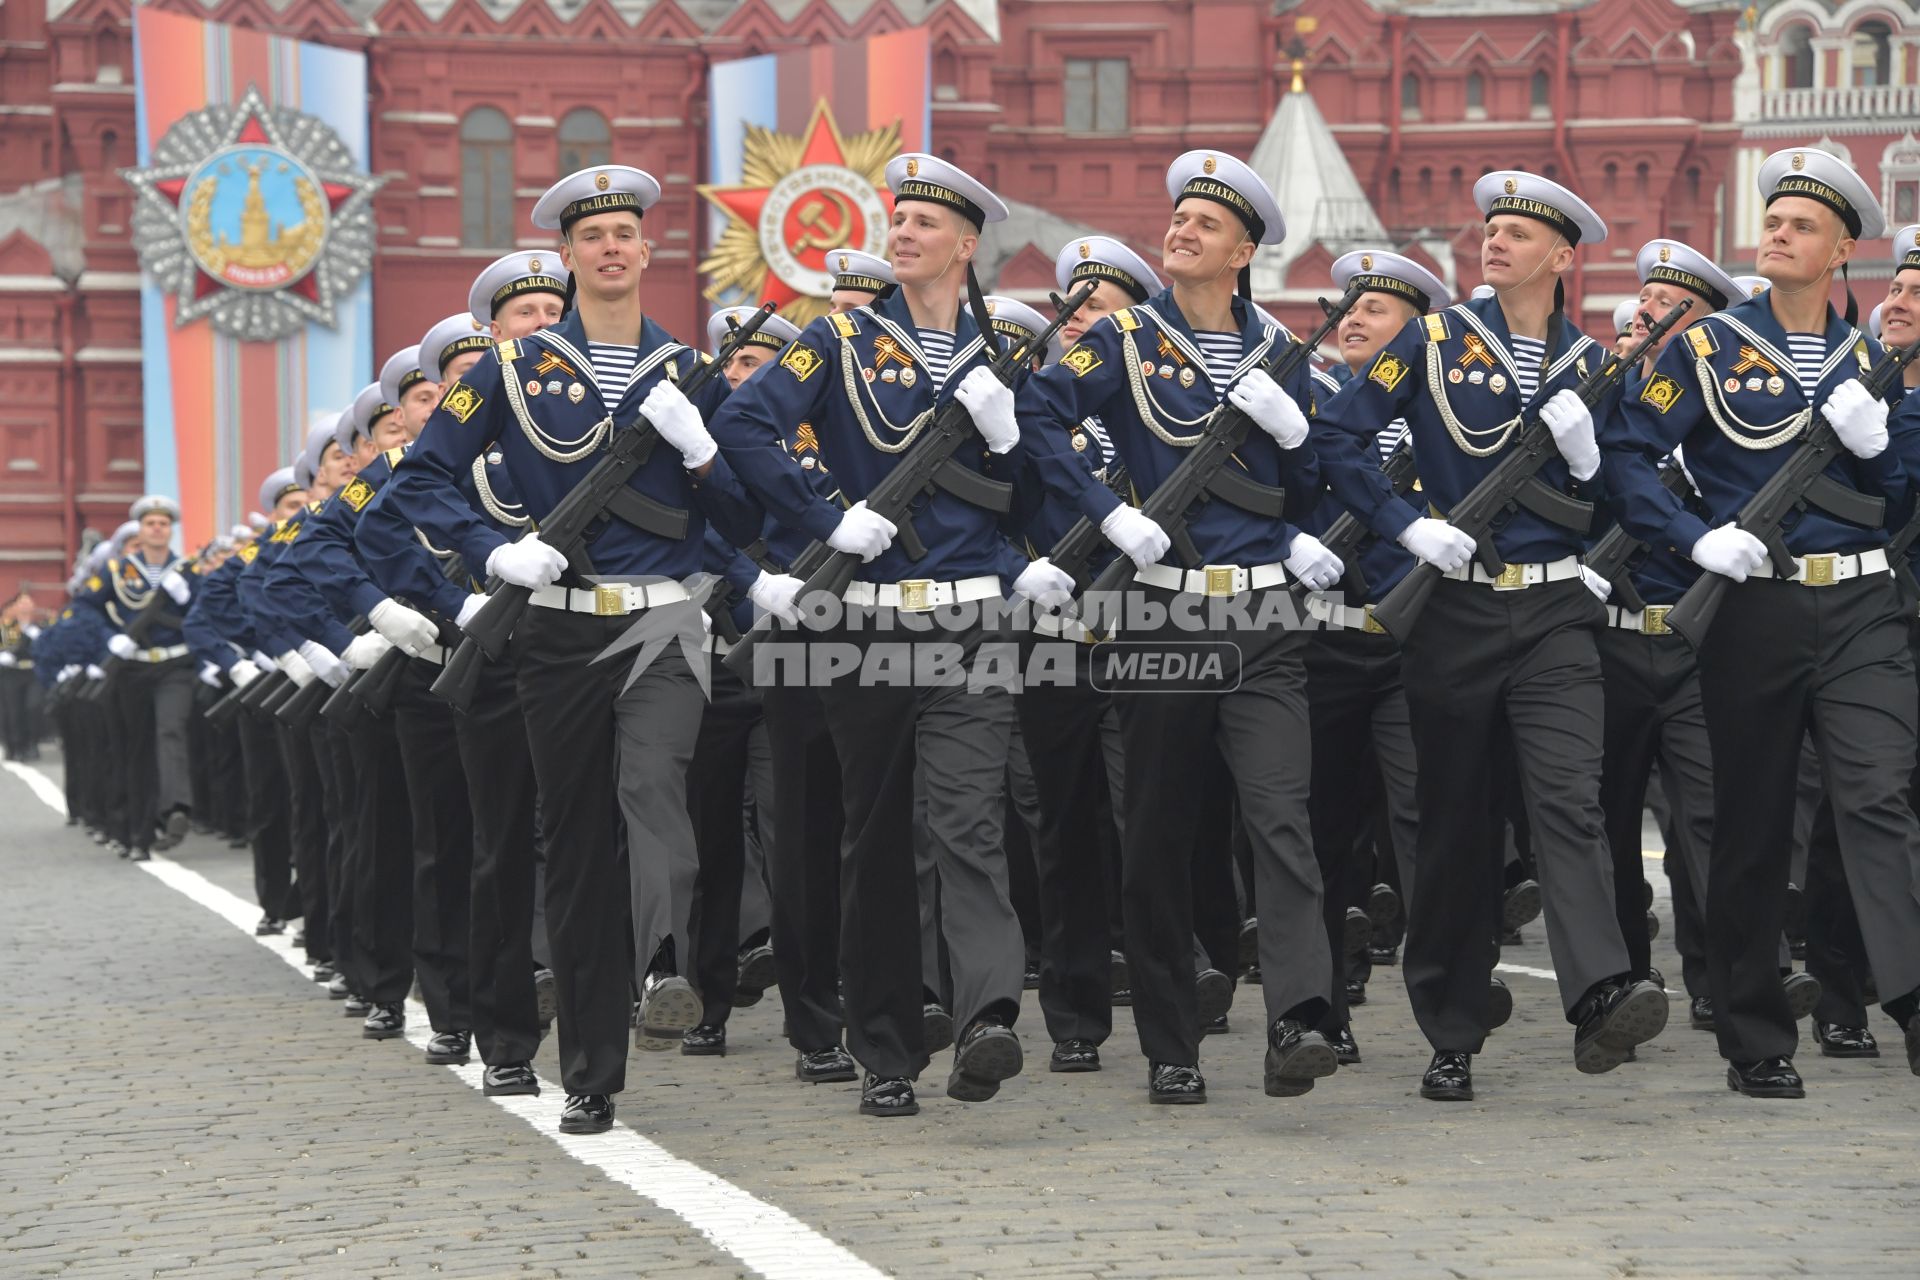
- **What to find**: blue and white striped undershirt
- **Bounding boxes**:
[1784,333,1826,391]
[1509,333,1547,403]
[587,341,638,404]
[916,328,955,392]
[1193,331,1242,401]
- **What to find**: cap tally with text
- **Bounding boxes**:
[1331,249,1450,314]
[979,295,1051,348]
[885,154,1008,228]
[1474,171,1608,245]
[1165,150,1286,246]
[705,305,803,356]
[1757,147,1885,241]
[469,250,573,322]
[1635,239,1743,312]
[1895,223,1920,276]
[1054,235,1163,305]
[532,166,663,233]
[829,249,897,296]
[420,312,495,378]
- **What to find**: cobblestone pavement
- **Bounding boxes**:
[3,752,1916,1279]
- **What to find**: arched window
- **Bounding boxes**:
[557,109,610,174]
[1779,25,1815,90]
[1853,21,1892,88]
[1686,166,1702,204]
[1387,167,1401,209]
[1401,73,1421,120]
[1418,167,1432,201]
[1884,135,1920,225]
[1530,70,1550,117]
[100,128,120,170]
[460,107,514,249]
[1603,161,1619,199]
[1635,160,1651,199]
[1465,72,1485,119]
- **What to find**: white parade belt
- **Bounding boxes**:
[1132,562,1288,598]
[529,581,692,617]
[1441,555,1582,590]
[128,643,190,663]
[1746,547,1888,586]
[841,575,1000,611]
[1304,593,1387,634]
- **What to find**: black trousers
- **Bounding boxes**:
[1304,628,1419,1033]
[238,711,292,924]
[392,659,474,1033]
[0,667,34,758]
[1014,641,1118,1046]
[804,617,1021,1080]
[511,604,703,1097]
[1802,797,1873,1026]
[1109,586,1328,1067]
[198,685,244,838]
[688,652,761,1028]
[1399,578,1628,1053]
[455,653,542,1067]
[319,724,358,984]
[759,680,845,1054]
[345,710,414,1005]
[1596,625,1715,984]
[1697,571,1920,1061]
[114,660,193,850]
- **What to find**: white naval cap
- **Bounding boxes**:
[1474,171,1607,245]
[229,523,257,542]
[247,511,271,532]
[1054,235,1162,304]
[1758,147,1885,241]
[379,345,427,410]
[828,249,897,295]
[1894,224,1920,276]
[256,468,301,519]
[705,305,803,356]
[468,249,572,321]
[1332,249,1451,313]
[129,494,181,522]
[979,295,1051,348]
[532,165,662,232]
[1612,299,1639,337]
[344,381,396,449]
[1165,150,1285,245]
[1635,239,1744,312]
[1869,302,1884,341]
[295,419,339,490]
[420,312,495,378]
[886,154,1008,227]
[1730,275,1770,301]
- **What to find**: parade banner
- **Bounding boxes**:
[699,30,930,326]
[124,9,381,547]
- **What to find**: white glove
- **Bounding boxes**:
[106,633,137,661]
[198,660,222,688]
[58,664,79,683]
[158,570,191,605]
[1541,389,1600,482]
[455,594,487,631]
[368,597,438,656]
[1822,380,1889,460]
[252,650,275,673]
[1396,517,1477,572]
[1227,369,1310,450]
[746,571,805,624]
[1578,565,1613,602]
[343,631,395,670]
[955,367,1019,454]
[298,640,348,689]
[1284,533,1345,592]
[0,653,14,669]
[643,380,718,469]
[1101,505,1172,570]
[1011,558,1076,609]
[1691,523,1767,582]
[85,663,105,681]
[826,501,897,563]
[24,624,40,639]
[276,649,315,689]
[486,534,568,590]
[229,658,261,690]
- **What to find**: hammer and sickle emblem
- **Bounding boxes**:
[793,191,855,253]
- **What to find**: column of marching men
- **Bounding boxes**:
[33,137,1920,1132]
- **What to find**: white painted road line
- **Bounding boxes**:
[5,758,889,1280]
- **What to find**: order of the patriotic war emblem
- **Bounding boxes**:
[122,84,385,341]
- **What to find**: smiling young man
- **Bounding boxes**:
[1315,172,1669,1103]
[1017,151,1340,1106]
[709,153,1038,1119]
[1608,149,1920,1094]
[377,165,761,1135]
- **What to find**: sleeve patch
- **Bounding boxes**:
[1640,373,1685,414]
[340,478,376,512]
[1061,344,1104,378]
[1368,351,1411,393]
[238,544,258,563]
[1685,325,1719,359]
[780,342,825,383]
[441,381,484,423]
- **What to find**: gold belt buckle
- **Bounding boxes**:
[1202,565,1239,597]
[896,579,934,612]
[1492,561,1528,590]
[1640,605,1671,636]
[1799,554,1836,587]
[1361,606,1385,635]
[592,584,630,616]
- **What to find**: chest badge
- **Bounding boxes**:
[881,367,898,383]
[1178,367,1196,388]
[1448,368,1464,384]
[1724,377,1741,394]
[1489,373,1508,395]
[526,380,543,396]
[899,367,917,389]
[546,380,563,395]
[1766,375,1785,397]
[1468,370,1485,385]
[1071,431,1089,452]
[1745,377,1763,392]
[1458,334,1497,370]
[567,383,585,404]
[1158,365,1174,380]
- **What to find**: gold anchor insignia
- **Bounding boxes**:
[1504,177,1518,195]
[1203,156,1217,175]
[1079,241,1091,259]
[1791,153,1804,171]
[595,172,611,190]
[905,158,919,178]
[1659,246,1672,263]
[1360,254,1373,270]
[528,256,541,272]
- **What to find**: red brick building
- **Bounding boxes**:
[3,0,1913,599]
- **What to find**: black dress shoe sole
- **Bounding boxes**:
[1488,981,1514,1032]
[858,1098,920,1117]
[1726,1068,1804,1099]
[1818,1040,1880,1059]
[1345,984,1367,1007]
[1341,909,1372,960]
[1501,881,1542,933]
[1366,885,1402,939]
[343,1003,370,1017]
[1420,1081,1474,1102]
[1690,1012,1716,1031]
[736,947,776,1006]
[948,1029,1023,1102]
[362,1024,406,1041]
[797,1061,858,1084]
[923,1008,955,1054]
[1782,973,1822,1021]
[1049,1052,1101,1074]
[1148,1088,1207,1104]
[1575,984,1669,1075]
[635,980,704,1052]
[483,1076,541,1097]
[424,1043,472,1065]
[1195,971,1233,1024]
[681,1041,727,1057]
[558,1112,615,1134]
[1264,1035,1338,1098]
[1905,1022,1920,1076]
